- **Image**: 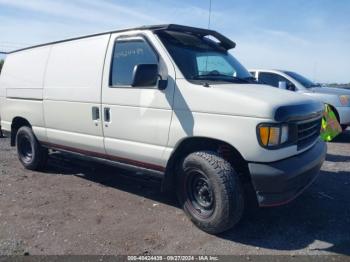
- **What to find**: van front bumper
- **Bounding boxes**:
[248,140,327,207]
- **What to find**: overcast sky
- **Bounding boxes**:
[0,0,349,83]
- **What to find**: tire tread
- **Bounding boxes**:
[179,150,244,234]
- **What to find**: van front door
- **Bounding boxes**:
[101,32,175,172]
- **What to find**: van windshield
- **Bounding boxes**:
[157,31,253,84]
[283,71,320,88]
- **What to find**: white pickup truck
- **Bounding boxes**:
[250,69,350,131]
[0,24,326,233]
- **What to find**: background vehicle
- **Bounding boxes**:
[0,25,326,234]
[250,69,350,131]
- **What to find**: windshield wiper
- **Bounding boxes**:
[192,73,250,83]
[242,76,258,83]
[243,76,255,80]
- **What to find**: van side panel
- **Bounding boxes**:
[0,46,50,142]
[0,46,50,97]
[44,35,110,103]
[43,35,110,154]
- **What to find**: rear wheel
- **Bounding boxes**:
[16,126,48,170]
[177,151,244,234]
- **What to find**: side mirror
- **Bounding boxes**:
[132,64,159,87]
[278,81,287,89]
[287,82,296,91]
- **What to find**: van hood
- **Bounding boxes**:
[215,84,324,121]
[176,81,324,122]
[309,86,350,96]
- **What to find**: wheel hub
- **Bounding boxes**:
[194,178,213,208]
[19,136,33,163]
[186,171,215,217]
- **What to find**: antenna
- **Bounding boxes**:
[208,0,212,29]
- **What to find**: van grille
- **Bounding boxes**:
[297,118,322,150]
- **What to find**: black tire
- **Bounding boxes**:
[16,126,48,170]
[341,125,348,132]
[177,151,244,234]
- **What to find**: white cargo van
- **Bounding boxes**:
[0,25,326,233]
[250,69,350,131]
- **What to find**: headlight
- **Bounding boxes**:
[257,124,290,148]
[339,95,350,106]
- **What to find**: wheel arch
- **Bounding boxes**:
[162,136,250,193]
[10,117,31,146]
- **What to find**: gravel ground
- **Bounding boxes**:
[0,131,349,256]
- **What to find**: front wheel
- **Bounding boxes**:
[16,126,48,171]
[177,151,244,234]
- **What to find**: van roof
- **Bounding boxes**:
[7,24,236,54]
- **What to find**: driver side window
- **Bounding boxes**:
[110,39,158,87]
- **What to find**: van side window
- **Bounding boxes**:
[110,39,158,87]
[259,72,291,88]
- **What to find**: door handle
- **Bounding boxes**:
[104,107,111,123]
[92,106,100,120]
